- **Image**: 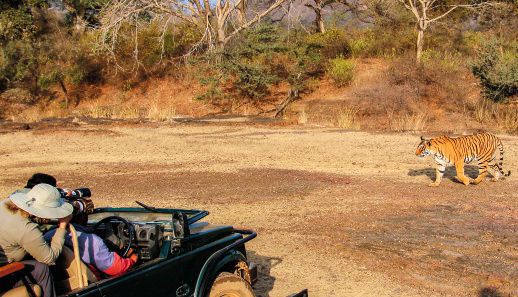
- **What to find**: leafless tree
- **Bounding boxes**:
[98,0,291,65]
[304,0,367,33]
[304,0,328,33]
[398,0,492,63]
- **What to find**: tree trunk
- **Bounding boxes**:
[216,22,226,50]
[416,28,424,64]
[58,77,69,109]
[315,8,325,33]
[307,1,326,33]
[237,1,247,25]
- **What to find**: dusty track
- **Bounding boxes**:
[0,123,516,296]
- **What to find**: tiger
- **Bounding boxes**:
[415,132,511,187]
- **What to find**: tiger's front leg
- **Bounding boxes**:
[429,162,446,187]
[454,161,471,185]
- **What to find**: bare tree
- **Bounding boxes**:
[305,0,328,33]
[398,0,492,63]
[304,0,365,33]
[98,0,290,60]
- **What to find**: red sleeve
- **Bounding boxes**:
[102,252,136,276]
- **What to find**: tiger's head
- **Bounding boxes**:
[415,136,434,158]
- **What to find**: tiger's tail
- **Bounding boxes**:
[497,139,511,177]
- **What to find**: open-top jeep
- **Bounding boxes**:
[1,203,260,297]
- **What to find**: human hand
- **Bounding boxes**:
[127,248,139,263]
[58,214,73,229]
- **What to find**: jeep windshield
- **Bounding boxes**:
[89,207,209,225]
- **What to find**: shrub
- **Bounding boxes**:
[328,57,355,87]
[305,28,351,59]
[230,63,277,101]
[0,40,39,93]
[0,88,34,104]
[349,34,375,58]
[471,38,518,102]
[197,23,326,105]
[0,8,36,43]
[336,107,360,130]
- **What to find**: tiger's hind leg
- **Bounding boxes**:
[472,161,489,185]
[490,163,500,182]
[454,161,470,185]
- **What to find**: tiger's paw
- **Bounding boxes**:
[428,182,440,187]
[471,178,482,185]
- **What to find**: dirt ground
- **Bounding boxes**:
[0,121,516,297]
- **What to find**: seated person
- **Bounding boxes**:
[44,225,138,278]
[0,184,73,297]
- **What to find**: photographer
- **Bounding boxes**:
[28,173,139,278]
[0,184,73,297]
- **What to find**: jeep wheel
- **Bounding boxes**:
[209,272,255,297]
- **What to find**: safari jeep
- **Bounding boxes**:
[1,203,261,297]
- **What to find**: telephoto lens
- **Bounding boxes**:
[59,188,92,199]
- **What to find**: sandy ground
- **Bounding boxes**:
[0,122,516,297]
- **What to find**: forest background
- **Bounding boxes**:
[0,0,517,132]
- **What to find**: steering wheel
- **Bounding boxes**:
[92,216,135,258]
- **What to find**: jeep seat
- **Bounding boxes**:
[0,262,42,297]
[52,246,97,295]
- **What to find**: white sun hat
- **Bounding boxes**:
[9,183,73,219]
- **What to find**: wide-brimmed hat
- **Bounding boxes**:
[9,183,73,219]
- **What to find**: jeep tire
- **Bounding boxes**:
[209,272,255,297]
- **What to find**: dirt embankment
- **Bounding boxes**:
[0,123,516,297]
[3,58,492,135]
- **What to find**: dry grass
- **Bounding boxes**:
[146,102,176,121]
[335,107,360,130]
[388,112,427,132]
[496,108,518,134]
[467,99,518,134]
[84,105,141,119]
[298,108,308,125]
[7,103,69,122]
[472,99,497,123]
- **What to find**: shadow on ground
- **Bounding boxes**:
[247,251,282,297]
[479,287,505,297]
[408,165,480,182]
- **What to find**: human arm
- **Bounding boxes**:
[20,221,68,265]
[102,252,137,276]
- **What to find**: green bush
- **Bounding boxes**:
[0,40,38,92]
[0,8,36,42]
[231,63,277,101]
[471,39,518,101]
[328,57,355,87]
[305,28,351,59]
[196,23,324,104]
[349,34,375,58]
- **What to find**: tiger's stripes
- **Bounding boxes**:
[415,132,511,187]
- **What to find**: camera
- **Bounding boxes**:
[58,188,95,217]
[31,187,95,225]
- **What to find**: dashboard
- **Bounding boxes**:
[94,220,164,262]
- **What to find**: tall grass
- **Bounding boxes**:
[388,113,427,132]
[335,107,360,130]
[468,99,518,134]
[147,102,176,121]
[298,108,308,125]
